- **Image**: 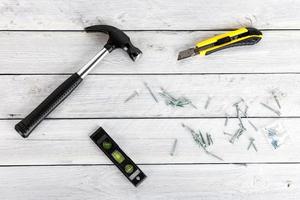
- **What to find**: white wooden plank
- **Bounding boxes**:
[0,118,297,165]
[1,0,300,30]
[0,31,300,74]
[0,164,298,200]
[1,74,298,118]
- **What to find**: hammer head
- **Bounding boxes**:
[85,25,142,61]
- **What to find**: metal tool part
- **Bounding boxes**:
[247,137,257,152]
[90,127,146,187]
[260,102,281,116]
[177,27,263,60]
[15,25,142,138]
[124,90,139,103]
[170,138,178,156]
[144,82,158,103]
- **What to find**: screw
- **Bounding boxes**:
[248,120,258,132]
[247,137,257,152]
[204,96,212,109]
[224,113,229,126]
[170,138,178,156]
[223,131,233,136]
[124,90,139,103]
[144,82,158,103]
[272,91,281,109]
[260,103,281,116]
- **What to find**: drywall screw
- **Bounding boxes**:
[236,126,246,139]
[170,138,178,156]
[238,116,245,129]
[223,131,233,136]
[247,137,257,152]
[271,91,281,109]
[248,120,258,132]
[144,82,158,103]
[233,99,243,107]
[124,90,139,103]
[204,96,212,109]
[199,131,206,147]
[229,129,241,144]
[182,96,197,109]
[206,133,211,146]
[260,102,281,116]
[238,107,247,117]
[230,127,246,144]
[208,134,213,145]
[224,113,229,126]
[244,105,249,116]
[181,123,196,134]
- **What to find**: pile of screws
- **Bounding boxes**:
[181,123,222,161]
[124,82,197,109]
[159,87,197,109]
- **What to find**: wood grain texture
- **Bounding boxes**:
[0,119,296,165]
[1,31,300,74]
[2,74,297,118]
[1,0,300,30]
[0,164,298,200]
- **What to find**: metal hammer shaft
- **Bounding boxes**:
[15,48,109,138]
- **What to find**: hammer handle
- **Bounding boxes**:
[15,73,83,138]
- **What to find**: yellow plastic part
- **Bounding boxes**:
[196,27,262,56]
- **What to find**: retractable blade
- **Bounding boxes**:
[177,27,263,60]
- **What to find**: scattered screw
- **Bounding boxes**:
[272,92,281,109]
[229,127,246,144]
[208,134,213,145]
[206,133,211,146]
[223,131,233,136]
[260,102,281,116]
[124,90,139,103]
[248,120,258,132]
[199,131,206,147]
[224,113,229,126]
[170,138,178,156]
[160,87,197,109]
[244,105,249,116]
[204,96,212,109]
[144,82,158,103]
[247,137,257,152]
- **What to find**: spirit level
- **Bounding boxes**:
[90,127,147,187]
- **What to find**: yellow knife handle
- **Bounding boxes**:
[196,27,263,56]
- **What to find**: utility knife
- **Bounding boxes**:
[177,27,263,60]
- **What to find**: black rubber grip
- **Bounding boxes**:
[15,73,83,138]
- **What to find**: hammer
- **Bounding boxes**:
[15,25,142,138]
